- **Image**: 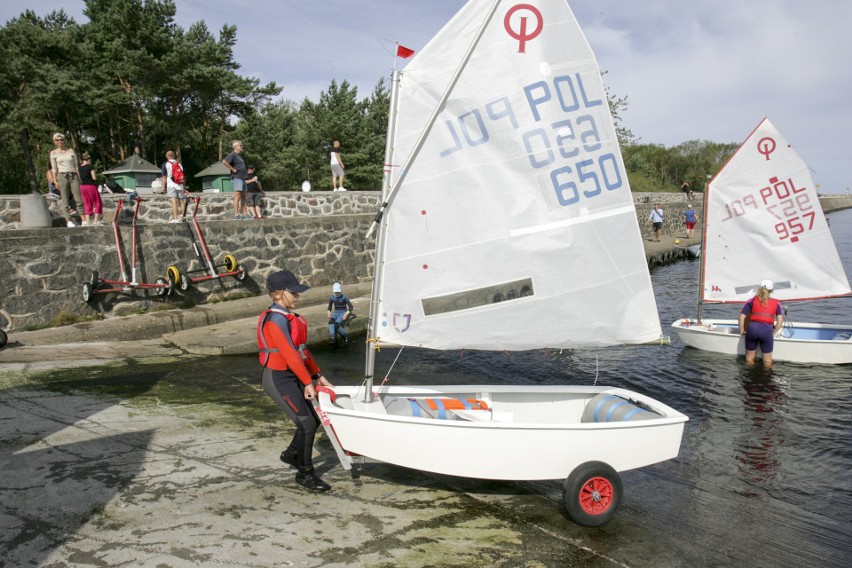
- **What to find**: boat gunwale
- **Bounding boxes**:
[671,318,852,344]
[318,386,688,430]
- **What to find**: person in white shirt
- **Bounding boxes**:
[160,150,186,223]
[648,204,664,242]
[329,140,345,191]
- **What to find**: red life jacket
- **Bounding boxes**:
[750,297,780,324]
[257,307,308,367]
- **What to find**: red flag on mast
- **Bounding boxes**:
[396,44,415,59]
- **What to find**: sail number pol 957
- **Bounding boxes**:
[719,175,816,243]
[439,73,624,206]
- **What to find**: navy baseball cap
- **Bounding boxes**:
[267,270,310,293]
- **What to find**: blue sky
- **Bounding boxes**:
[4,0,851,193]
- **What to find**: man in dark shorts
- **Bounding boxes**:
[648,203,664,241]
[222,140,247,219]
[245,164,264,219]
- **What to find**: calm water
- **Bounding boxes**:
[315,207,852,567]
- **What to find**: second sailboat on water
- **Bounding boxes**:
[672,118,852,364]
[315,0,687,526]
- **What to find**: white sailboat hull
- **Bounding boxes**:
[672,318,852,364]
[317,385,687,481]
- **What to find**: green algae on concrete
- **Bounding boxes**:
[0,355,627,567]
[9,355,281,428]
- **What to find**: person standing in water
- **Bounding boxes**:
[739,280,784,368]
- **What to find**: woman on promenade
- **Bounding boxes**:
[683,204,698,239]
[50,133,82,227]
[78,152,103,225]
[738,280,784,367]
[257,270,334,491]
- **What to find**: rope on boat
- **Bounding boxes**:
[366,336,382,352]
[379,346,406,387]
[593,353,599,386]
[781,305,795,338]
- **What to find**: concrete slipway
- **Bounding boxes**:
[0,236,696,567]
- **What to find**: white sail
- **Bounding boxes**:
[702,117,851,303]
[374,0,660,350]
[317,1,688,521]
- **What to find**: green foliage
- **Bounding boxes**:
[622,140,739,192]
[234,78,389,190]
[49,310,104,328]
[0,5,736,196]
[0,0,281,194]
[625,171,659,193]
[231,100,298,188]
[22,310,103,331]
[0,10,81,193]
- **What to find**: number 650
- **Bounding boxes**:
[551,153,622,206]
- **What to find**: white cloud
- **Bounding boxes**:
[4,0,850,190]
[574,0,852,191]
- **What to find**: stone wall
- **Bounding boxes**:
[819,195,852,213]
[0,214,374,332]
[634,194,703,240]
[2,190,698,235]
[633,194,852,239]
[0,191,381,230]
[4,190,850,234]
[2,190,851,332]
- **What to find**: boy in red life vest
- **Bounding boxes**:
[258,270,334,491]
[738,279,784,368]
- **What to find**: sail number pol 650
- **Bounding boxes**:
[439,73,623,206]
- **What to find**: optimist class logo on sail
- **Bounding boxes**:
[504,4,543,53]
[437,5,625,209]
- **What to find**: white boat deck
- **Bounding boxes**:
[672,318,852,364]
[327,386,680,427]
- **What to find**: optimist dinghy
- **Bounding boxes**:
[315,0,688,526]
[671,118,852,364]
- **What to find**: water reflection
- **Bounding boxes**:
[306,209,852,566]
[735,366,788,490]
